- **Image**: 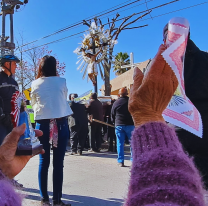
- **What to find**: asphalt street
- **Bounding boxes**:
[16,149,131,206]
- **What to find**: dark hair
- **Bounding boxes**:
[72,93,78,98]
[91,93,97,100]
[69,93,78,100]
[36,55,57,78]
[69,93,72,101]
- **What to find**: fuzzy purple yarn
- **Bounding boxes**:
[125,122,205,206]
[0,171,22,206]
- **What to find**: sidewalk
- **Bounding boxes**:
[16,149,131,206]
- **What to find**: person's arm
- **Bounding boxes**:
[87,101,92,115]
[0,171,22,206]
[111,103,115,124]
[0,157,22,205]
[0,96,5,122]
[63,79,68,100]
[126,45,205,206]
[94,47,102,58]
[125,122,205,206]
[82,49,87,57]
[30,83,36,107]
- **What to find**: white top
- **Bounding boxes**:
[31,76,73,120]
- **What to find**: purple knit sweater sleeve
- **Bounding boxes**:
[125,122,205,206]
[0,170,22,206]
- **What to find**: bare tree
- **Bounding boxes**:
[15,35,66,92]
[99,11,151,95]
[15,33,34,92]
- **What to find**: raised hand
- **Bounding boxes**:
[129,44,178,127]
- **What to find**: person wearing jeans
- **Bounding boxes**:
[37,118,69,203]
[115,125,134,163]
[31,55,73,206]
[111,87,134,167]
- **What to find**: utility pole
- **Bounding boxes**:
[0,0,28,55]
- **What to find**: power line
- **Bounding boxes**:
[95,0,155,22]
[101,0,180,27]
[16,0,179,53]
[17,0,180,50]
[139,1,208,23]
[18,1,208,54]
[17,0,145,49]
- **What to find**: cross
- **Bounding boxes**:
[120,52,139,70]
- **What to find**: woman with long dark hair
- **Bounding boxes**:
[31,56,72,206]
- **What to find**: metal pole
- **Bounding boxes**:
[92,40,98,94]
[10,14,14,55]
[1,0,6,55]
[20,50,23,92]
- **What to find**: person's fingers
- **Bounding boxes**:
[40,149,45,155]
[148,44,167,78]
[133,67,144,82]
[34,129,43,137]
[158,44,167,53]
[3,124,26,146]
[31,149,45,158]
[130,67,144,96]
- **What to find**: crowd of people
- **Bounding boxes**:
[0,20,208,206]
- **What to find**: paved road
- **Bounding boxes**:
[16,149,131,206]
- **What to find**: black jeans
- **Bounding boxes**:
[89,123,102,151]
[70,125,88,152]
[108,126,117,152]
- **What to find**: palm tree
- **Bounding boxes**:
[113,52,130,76]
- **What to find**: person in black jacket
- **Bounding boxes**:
[68,94,88,155]
[0,55,20,145]
[163,25,208,189]
[0,55,24,189]
[87,93,103,152]
[111,87,134,167]
[105,100,117,152]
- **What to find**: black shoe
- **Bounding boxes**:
[97,148,101,152]
[88,149,96,153]
[41,199,51,206]
[70,151,77,155]
[52,200,71,206]
[118,162,125,167]
[77,150,82,155]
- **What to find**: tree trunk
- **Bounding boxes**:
[104,47,113,96]
[104,69,110,96]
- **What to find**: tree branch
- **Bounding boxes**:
[123,24,148,30]
[114,11,151,40]
[83,20,91,27]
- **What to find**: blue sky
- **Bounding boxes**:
[3,0,208,97]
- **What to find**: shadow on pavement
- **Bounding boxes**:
[80,151,130,160]
[23,188,124,205]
